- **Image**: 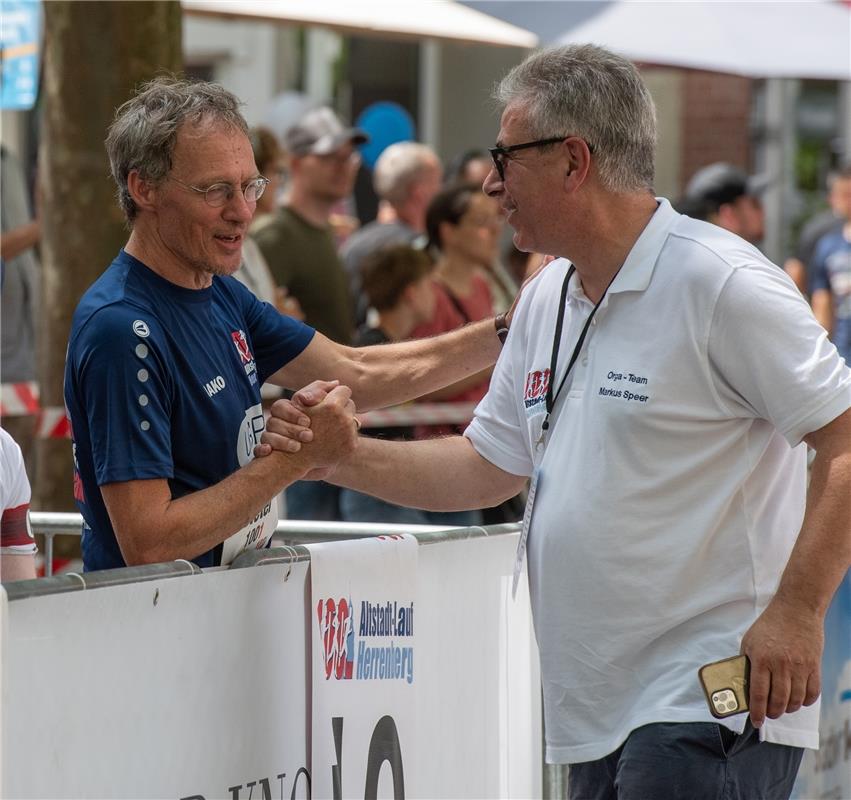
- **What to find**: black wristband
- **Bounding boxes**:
[494,312,509,344]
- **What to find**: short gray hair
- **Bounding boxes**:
[495,44,657,193]
[105,75,249,222]
[373,142,439,206]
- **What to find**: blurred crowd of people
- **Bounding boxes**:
[675,159,851,368]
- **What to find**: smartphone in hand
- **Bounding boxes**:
[698,655,750,718]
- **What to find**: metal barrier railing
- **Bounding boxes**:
[9,517,522,599]
[28,511,467,577]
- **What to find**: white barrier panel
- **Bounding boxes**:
[309,535,419,800]
[0,531,541,799]
[791,570,851,800]
[1,565,311,799]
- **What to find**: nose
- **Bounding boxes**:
[482,164,503,197]
[223,188,254,223]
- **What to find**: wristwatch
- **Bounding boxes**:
[494,312,509,344]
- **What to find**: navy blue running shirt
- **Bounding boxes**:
[64,250,315,571]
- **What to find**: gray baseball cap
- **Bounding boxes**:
[684,162,770,209]
[283,107,368,157]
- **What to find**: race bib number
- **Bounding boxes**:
[220,495,278,566]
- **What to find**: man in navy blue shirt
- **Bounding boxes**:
[811,164,851,365]
[65,77,507,571]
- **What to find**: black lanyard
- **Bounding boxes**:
[540,265,618,436]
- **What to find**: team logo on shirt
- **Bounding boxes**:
[231,329,254,363]
[132,319,150,338]
[231,329,258,385]
[524,368,550,412]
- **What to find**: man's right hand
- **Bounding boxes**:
[254,380,339,458]
[266,383,358,477]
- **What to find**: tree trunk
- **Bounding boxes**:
[36,1,182,538]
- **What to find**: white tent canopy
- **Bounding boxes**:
[552,0,851,81]
[182,0,539,48]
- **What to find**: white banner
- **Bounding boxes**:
[1,530,542,799]
[0,565,311,800]
[309,534,418,800]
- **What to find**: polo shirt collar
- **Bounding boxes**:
[567,197,680,300]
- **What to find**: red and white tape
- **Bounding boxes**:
[0,381,40,417]
[358,402,477,428]
[4,393,475,436]
[37,407,71,439]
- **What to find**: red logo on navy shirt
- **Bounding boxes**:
[231,330,254,364]
[524,368,551,409]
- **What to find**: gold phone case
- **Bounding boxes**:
[698,655,750,718]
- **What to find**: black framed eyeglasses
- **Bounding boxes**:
[488,136,594,182]
[169,176,270,207]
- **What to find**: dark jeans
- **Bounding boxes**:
[568,721,804,800]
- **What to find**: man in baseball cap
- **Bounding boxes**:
[681,162,768,244]
[283,106,368,157]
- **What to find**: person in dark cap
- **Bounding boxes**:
[253,106,367,346]
[680,161,767,244]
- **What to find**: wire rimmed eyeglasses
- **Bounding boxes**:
[488,136,594,182]
[169,176,270,207]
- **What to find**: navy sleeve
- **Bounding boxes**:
[72,305,175,485]
[809,237,831,294]
[223,277,315,384]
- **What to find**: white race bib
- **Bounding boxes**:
[220,495,278,566]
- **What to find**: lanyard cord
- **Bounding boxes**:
[541,264,618,434]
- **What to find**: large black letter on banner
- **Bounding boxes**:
[364,715,404,800]
[290,767,311,800]
[331,716,344,800]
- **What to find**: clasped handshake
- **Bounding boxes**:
[255,379,359,481]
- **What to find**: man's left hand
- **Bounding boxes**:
[739,595,823,729]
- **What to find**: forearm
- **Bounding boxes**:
[106,451,308,565]
[774,442,851,617]
[110,386,358,565]
[0,221,40,261]
[417,367,492,403]
[329,435,525,511]
[351,320,501,410]
[163,453,307,559]
[811,290,833,333]
[1,554,37,582]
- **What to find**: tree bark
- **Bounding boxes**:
[37,1,182,534]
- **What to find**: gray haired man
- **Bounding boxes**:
[268,44,851,799]
[341,141,443,323]
[63,77,507,573]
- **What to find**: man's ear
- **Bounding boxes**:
[127,170,159,213]
[562,138,592,191]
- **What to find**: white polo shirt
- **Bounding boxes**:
[466,199,851,764]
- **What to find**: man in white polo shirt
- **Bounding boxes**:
[266,44,851,799]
